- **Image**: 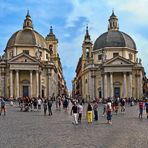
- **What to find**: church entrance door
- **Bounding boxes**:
[23,86,29,97]
[114,87,120,98]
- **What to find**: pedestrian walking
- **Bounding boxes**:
[0,97,6,116]
[106,99,112,124]
[114,97,119,114]
[43,99,48,116]
[48,98,53,116]
[139,100,144,119]
[102,101,107,116]
[87,103,93,123]
[145,99,148,119]
[93,101,99,121]
[78,103,83,123]
[37,97,42,111]
[63,97,69,112]
[71,102,78,125]
[120,98,126,112]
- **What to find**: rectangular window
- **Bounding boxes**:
[113,53,119,58]
[129,53,133,60]
[23,50,29,55]
[98,55,102,60]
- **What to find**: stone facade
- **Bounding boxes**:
[73,12,145,101]
[0,11,67,99]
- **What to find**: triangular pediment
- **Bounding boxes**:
[104,56,134,66]
[8,53,39,63]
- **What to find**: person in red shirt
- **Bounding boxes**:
[139,100,144,119]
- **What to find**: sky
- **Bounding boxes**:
[0,0,148,90]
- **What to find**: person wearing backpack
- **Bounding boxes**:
[0,97,6,116]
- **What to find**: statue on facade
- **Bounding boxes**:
[139,58,142,64]
[136,58,138,64]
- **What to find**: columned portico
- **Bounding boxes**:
[16,70,19,98]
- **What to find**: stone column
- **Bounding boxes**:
[48,69,51,98]
[0,69,1,96]
[40,72,42,98]
[101,75,104,99]
[104,73,107,99]
[139,71,143,98]
[110,72,113,98]
[129,72,132,98]
[16,70,19,98]
[30,70,33,97]
[10,70,13,98]
[36,70,39,97]
[137,75,139,99]
[123,72,127,98]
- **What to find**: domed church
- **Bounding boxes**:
[73,11,145,100]
[0,11,67,99]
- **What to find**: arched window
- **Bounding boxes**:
[27,22,30,27]
[49,45,53,55]
[86,48,89,58]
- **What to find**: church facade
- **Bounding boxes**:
[72,11,145,101]
[0,12,67,99]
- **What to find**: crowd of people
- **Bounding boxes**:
[1,95,148,125]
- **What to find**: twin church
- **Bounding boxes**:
[72,11,146,100]
[0,11,146,100]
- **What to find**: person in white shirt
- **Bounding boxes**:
[37,98,42,110]
[78,103,83,123]
[106,99,112,124]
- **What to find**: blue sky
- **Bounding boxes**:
[0,0,148,90]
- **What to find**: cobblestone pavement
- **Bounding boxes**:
[0,102,148,148]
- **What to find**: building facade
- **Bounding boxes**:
[73,11,145,101]
[0,11,67,99]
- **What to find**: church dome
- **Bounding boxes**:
[93,30,136,50]
[93,11,136,50]
[6,11,48,49]
[6,29,48,49]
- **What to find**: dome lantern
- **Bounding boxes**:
[23,10,33,30]
[108,10,119,31]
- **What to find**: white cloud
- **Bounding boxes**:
[106,0,148,25]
